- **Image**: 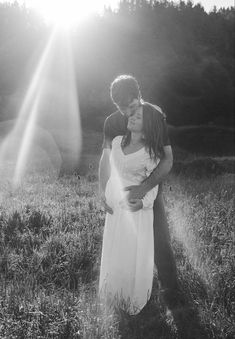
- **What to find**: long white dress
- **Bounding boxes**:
[99,136,159,314]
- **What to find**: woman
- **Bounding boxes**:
[99,103,165,314]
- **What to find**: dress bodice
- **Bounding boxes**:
[110,136,158,186]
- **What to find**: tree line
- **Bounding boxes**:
[0,0,234,128]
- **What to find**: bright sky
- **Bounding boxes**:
[198,0,234,11]
[0,0,234,19]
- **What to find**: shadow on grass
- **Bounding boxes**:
[117,300,174,339]
[169,305,211,339]
[115,275,213,339]
[167,269,213,339]
[115,280,175,339]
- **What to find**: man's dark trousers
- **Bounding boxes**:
[153,187,178,291]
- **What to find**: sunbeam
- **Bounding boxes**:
[169,194,212,284]
[0,30,56,165]
[0,26,82,187]
[13,95,39,187]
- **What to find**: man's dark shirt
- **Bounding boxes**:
[102,103,170,149]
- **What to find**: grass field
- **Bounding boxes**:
[0,153,234,338]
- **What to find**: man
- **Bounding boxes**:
[99,74,179,309]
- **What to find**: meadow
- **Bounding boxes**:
[0,149,234,338]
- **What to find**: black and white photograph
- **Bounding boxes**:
[0,0,234,338]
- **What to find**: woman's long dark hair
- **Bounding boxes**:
[122,103,165,160]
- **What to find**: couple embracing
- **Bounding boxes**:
[98,75,179,315]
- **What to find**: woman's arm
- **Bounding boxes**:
[98,147,113,214]
[99,148,111,195]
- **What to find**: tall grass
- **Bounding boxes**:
[165,174,234,338]
[0,169,234,338]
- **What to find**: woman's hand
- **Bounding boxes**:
[100,192,113,214]
[124,184,147,200]
[119,198,143,212]
[127,199,143,212]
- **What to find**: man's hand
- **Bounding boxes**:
[124,184,147,201]
[100,194,113,214]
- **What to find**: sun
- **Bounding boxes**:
[29,0,105,28]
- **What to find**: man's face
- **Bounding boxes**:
[116,98,141,118]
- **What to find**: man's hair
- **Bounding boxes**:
[110,75,141,106]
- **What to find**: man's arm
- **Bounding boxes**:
[125,145,173,201]
[142,145,173,193]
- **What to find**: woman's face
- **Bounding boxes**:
[127,106,143,132]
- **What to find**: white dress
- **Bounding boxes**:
[99,136,159,314]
